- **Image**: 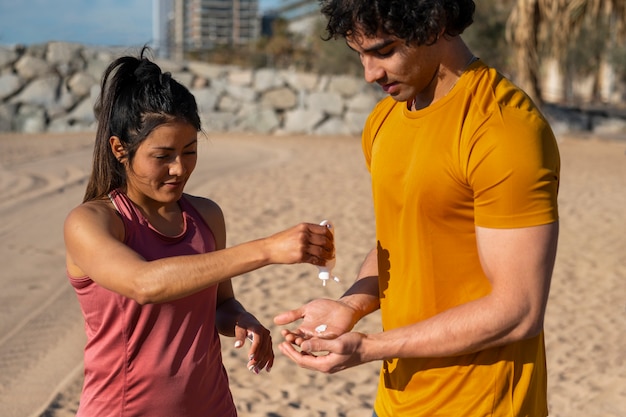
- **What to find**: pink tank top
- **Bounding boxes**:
[69,189,237,417]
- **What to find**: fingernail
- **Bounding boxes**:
[249,354,255,361]
[234,340,243,348]
[248,364,259,374]
[266,365,272,373]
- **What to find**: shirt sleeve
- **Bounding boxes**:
[466,106,560,228]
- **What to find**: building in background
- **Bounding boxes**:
[154,0,260,60]
[186,0,259,47]
[152,0,321,60]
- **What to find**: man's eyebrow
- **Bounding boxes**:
[347,38,396,53]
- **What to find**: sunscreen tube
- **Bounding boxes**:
[318,220,339,286]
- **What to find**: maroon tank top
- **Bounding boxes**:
[68,189,236,416]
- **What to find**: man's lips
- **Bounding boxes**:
[381,82,398,94]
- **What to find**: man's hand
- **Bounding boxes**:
[277,331,368,374]
[274,298,359,344]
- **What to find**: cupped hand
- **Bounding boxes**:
[273,298,358,345]
[277,331,367,374]
[233,312,274,374]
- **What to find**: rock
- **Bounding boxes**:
[65,97,97,125]
[0,73,22,100]
[307,91,343,116]
[327,74,365,97]
[254,68,285,91]
[347,92,381,112]
[314,116,352,135]
[224,84,257,102]
[10,75,60,108]
[592,116,626,135]
[0,46,19,69]
[46,42,86,76]
[202,111,238,132]
[67,72,97,98]
[236,104,280,134]
[15,104,47,133]
[282,70,319,92]
[187,61,226,80]
[191,87,222,115]
[14,55,54,80]
[344,110,371,135]
[261,87,297,110]
[283,108,325,134]
[0,103,18,132]
[171,71,195,89]
[227,69,254,87]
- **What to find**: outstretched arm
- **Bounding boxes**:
[64,199,334,305]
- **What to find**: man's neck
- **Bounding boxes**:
[410,39,474,110]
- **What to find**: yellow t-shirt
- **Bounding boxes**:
[363,61,559,416]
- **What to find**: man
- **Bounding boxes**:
[274,1,560,416]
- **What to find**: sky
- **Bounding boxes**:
[0,0,281,47]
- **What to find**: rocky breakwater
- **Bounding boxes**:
[0,41,385,136]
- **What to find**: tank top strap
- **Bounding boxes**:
[108,189,149,227]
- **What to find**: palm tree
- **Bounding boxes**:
[506,0,626,104]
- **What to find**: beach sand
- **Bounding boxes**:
[0,131,623,417]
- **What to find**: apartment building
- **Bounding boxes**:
[186,0,259,47]
[156,0,259,58]
[153,0,322,59]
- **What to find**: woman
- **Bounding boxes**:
[63,49,333,417]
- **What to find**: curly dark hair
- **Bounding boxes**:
[320,0,475,46]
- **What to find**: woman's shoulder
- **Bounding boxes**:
[182,194,226,248]
[182,194,223,217]
[65,198,123,237]
[66,198,115,220]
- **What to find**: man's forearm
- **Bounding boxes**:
[339,247,380,322]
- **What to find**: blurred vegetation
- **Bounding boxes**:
[506,0,626,105]
[463,0,515,75]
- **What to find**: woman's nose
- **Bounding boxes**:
[169,157,185,176]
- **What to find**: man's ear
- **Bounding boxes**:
[110,136,126,162]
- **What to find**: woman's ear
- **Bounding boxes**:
[110,136,126,163]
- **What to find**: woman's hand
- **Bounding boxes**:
[263,223,334,266]
[233,312,274,374]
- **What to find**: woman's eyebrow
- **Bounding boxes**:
[151,139,197,151]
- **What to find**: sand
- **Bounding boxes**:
[0,131,623,417]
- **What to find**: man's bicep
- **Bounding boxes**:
[475,222,558,336]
